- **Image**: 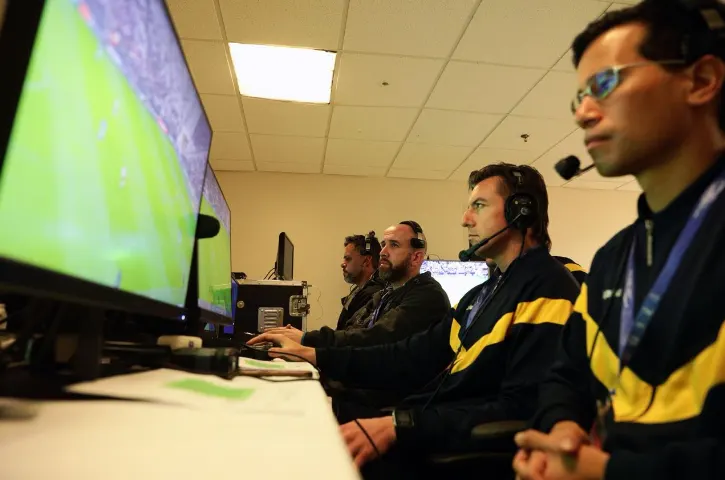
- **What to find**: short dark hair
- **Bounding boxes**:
[344,233,381,268]
[571,0,725,130]
[468,163,552,251]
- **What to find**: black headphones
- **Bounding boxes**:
[360,230,376,256]
[660,1,725,62]
[399,220,426,249]
[504,169,538,231]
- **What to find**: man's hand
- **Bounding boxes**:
[340,417,396,468]
[249,325,304,345]
[513,445,609,480]
[245,332,317,365]
[515,421,590,455]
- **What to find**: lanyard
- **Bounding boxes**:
[368,287,393,328]
[464,274,501,330]
[618,169,725,373]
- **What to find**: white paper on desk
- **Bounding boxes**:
[66,369,311,417]
[239,357,320,379]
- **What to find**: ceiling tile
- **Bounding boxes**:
[209,132,252,160]
[343,0,478,57]
[200,94,245,132]
[256,162,321,174]
[250,135,325,164]
[408,110,502,147]
[388,168,452,180]
[529,128,585,186]
[427,62,545,114]
[325,139,400,167]
[563,179,625,190]
[181,40,235,95]
[242,98,330,137]
[453,0,608,67]
[329,106,418,141]
[211,159,255,171]
[552,51,575,72]
[166,0,222,40]
[481,116,576,157]
[218,0,345,50]
[334,54,443,107]
[512,71,577,120]
[323,164,387,177]
[391,143,473,171]
[450,148,538,180]
[618,180,643,192]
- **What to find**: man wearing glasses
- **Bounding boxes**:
[514,1,725,479]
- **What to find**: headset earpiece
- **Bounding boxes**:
[399,220,426,250]
[504,170,538,231]
[360,231,374,256]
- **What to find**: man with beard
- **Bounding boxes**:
[335,232,385,331]
[248,163,580,478]
[253,221,450,349]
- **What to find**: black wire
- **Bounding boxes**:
[354,418,381,459]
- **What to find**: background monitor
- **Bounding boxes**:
[197,164,232,323]
[421,260,489,306]
[0,0,210,318]
[276,232,294,280]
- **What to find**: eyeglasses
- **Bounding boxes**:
[570,60,686,114]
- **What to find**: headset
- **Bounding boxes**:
[674,0,725,61]
[504,169,538,231]
[398,220,426,250]
[359,230,376,256]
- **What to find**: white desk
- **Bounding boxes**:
[0,368,360,479]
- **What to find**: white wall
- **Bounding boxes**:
[218,171,640,330]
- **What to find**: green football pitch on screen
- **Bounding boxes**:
[0,0,197,307]
[197,195,232,317]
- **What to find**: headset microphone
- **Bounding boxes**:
[458,211,525,262]
[554,155,595,181]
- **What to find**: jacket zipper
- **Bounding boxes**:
[645,219,654,267]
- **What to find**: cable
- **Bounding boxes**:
[309,284,323,327]
[354,418,381,459]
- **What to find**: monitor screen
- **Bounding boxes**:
[421,260,489,306]
[276,232,294,280]
[0,0,210,312]
[197,164,232,320]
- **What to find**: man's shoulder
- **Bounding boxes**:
[517,252,581,303]
[589,223,636,275]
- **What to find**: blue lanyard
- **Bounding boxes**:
[368,288,393,328]
[619,169,725,373]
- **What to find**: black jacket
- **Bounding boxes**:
[316,247,580,452]
[533,157,725,480]
[302,272,450,348]
[334,273,385,331]
[553,256,587,285]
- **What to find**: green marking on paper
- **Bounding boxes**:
[243,358,284,369]
[166,379,254,400]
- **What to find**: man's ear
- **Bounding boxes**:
[686,54,725,108]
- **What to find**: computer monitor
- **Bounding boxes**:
[197,164,232,323]
[275,232,294,280]
[0,0,210,318]
[420,260,490,306]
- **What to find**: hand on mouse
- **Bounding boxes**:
[247,332,316,365]
[254,325,304,344]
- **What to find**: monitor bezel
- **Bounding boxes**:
[0,0,212,320]
[196,164,233,324]
[276,232,294,281]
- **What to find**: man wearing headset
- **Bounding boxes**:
[250,163,580,478]
[514,2,725,479]
[335,232,385,331]
[251,221,450,349]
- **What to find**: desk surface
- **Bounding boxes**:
[0,368,360,479]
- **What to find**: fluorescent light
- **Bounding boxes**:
[228,43,336,104]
